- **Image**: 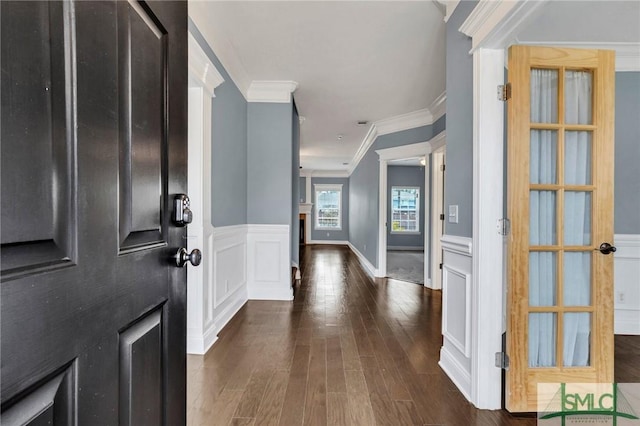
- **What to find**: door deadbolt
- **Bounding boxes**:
[175,248,202,267]
[173,194,193,227]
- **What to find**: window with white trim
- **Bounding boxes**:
[314,184,342,230]
[391,186,420,233]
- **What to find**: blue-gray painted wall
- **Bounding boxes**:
[299,177,307,202]
[348,117,445,267]
[189,20,248,227]
[291,105,301,265]
[387,166,426,249]
[444,0,477,238]
[247,102,293,225]
[311,177,349,242]
[614,72,640,234]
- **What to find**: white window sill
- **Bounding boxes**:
[315,227,342,231]
[390,231,421,235]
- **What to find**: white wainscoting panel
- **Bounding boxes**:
[187,225,248,355]
[439,234,473,401]
[614,234,640,335]
[247,225,293,300]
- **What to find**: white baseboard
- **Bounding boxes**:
[308,240,348,245]
[439,345,472,402]
[347,242,379,278]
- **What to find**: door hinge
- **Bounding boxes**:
[495,352,510,369]
[439,213,445,221]
[439,263,443,270]
[497,83,511,101]
[498,218,510,236]
[440,164,446,172]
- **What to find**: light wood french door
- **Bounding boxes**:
[506,45,616,412]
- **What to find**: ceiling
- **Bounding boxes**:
[189,1,446,172]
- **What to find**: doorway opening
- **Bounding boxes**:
[376,132,446,289]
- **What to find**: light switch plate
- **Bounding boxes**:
[448,205,459,224]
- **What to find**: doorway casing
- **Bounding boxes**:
[376,131,446,289]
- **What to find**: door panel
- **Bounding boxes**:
[1,1,188,424]
[118,0,167,251]
[1,0,77,275]
[506,45,615,412]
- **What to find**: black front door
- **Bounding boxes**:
[1,1,188,424]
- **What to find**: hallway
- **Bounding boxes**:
[187,245,539,425]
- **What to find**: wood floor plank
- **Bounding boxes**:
[303,338,327,426]
[327,392,350,426]
[326,336,347,393]
[254,371,289,426]
[347,391,376,426]
[278,344,311,426]
[234,369,275,418]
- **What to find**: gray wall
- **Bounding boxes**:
[387,166,426,249]
[291,105,300,265]
[189,20,248,227]
[247,102,293,225]
[311,177,349,242]
[299,177,307,202]
[349,118,445,267]
[614,72,640,234]
[443,0,477,238]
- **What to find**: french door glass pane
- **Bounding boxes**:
[530,191,557,245]
[530,130,558,184]
[565,71,593,125]
[564,252,591,306]
[564,192,591,245]
[563,313,591,367]
[529,313,557,367]
[529,252,557,306]
[565,131,592,185]
[530,69,558,123]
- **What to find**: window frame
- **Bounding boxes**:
[314,184,343,231]
[390,185,420,234]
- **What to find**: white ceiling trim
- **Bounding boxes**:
[459,0,548,52]
[347,123,378,176]
[188,32,225,96]
[247,81,298,103]
[302,170,350,178]
[430,91,447,122]
[444,0,461,23]
[188,4,252,99]
[375,108,433,136]
[347,94,446,176]
[514,41,640,72]
[376,142,431,161]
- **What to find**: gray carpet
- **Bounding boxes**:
[387,250,424,284]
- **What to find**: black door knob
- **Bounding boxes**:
[596,242,617,255]
[175,248,202,267]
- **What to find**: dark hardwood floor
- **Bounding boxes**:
[188,244,640,426]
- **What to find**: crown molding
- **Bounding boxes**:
[312,170,350,178]
[429,91,447,122]
[247,81,298,103]
[347,123,378,176]
[188,4,252,100]
[444,0,461,23]
[375,108,433,136]
[347,93,447,175]
[514,41,640,72]
[188,32,225,96]
[459,0,548,52]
